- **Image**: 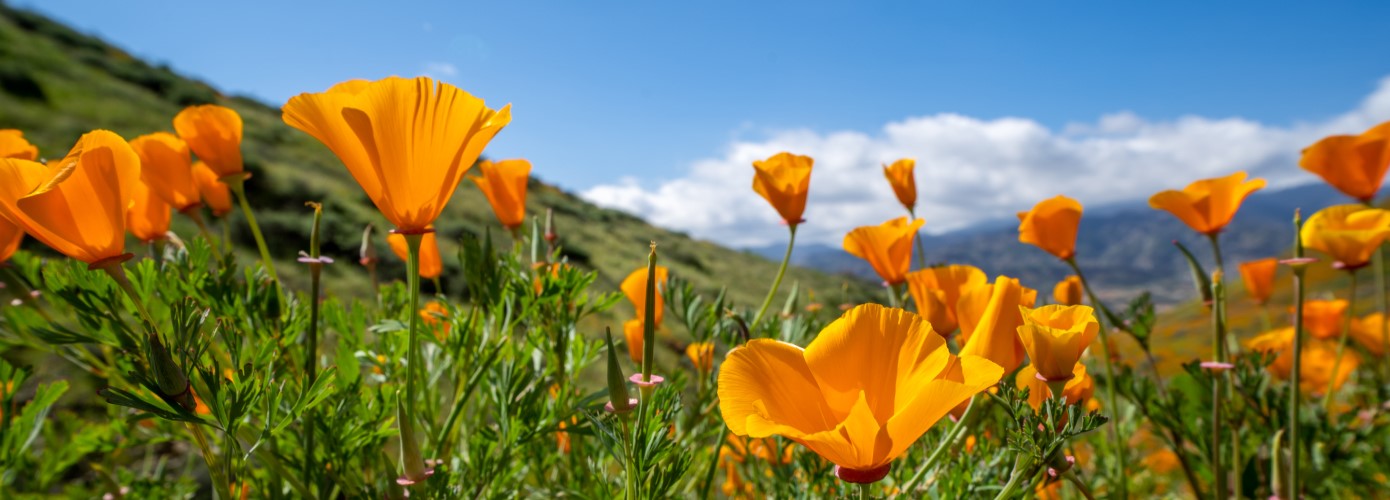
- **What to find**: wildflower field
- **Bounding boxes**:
[3,6,1390,500]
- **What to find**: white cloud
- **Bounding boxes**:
[582,77,1390,248]
[422,61,458,79]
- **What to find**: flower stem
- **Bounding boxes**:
[993,454,1034,500]
[859,482,872,499]
[189,422,231,500]
[1322,270,1358,411]
[184,208,218,249]
[225,176,279,282]
[102,264,157,328]
[911,208,928,270]
[902,395,976,493]
[1208,233,1228,500]
[752,225,797,328]
[399,233,428,481]
[1063,258,1127,498]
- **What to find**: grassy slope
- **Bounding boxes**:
[0,5,874,322]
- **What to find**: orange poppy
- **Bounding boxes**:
[192,162,234,217]
[282,76,511,233]
[718,304,1002,482]
[1017,305,1099,384]
[1247,328,1358,395]
[1018,195,1082,261]
[882,158,916,212]
[957,276,1036,374]
[174,104,244,178]
[623,318,645,364]
[752,152,813,226]
[621,265,669,326]
[1053,275,1083,306]
[127,180,172,243]
[905,264,987,337]
[686,342,715,375]
[1299,120,1390,203]
[1147,171,1266,235]
[0,130,139,265]
[1298,299,1348,340]
[1350,313,1389,356]
[471,158,531,230]
[1016,363,1093,410]
[0,219,22,263]
[1300,204,1390,270]
[1237,258,1279,305]
[843,217,925,285]
[129,132,201,212]
[388,229,443,279]
[420,301,450,341]
[0,129,38,160]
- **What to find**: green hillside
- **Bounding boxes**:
[0,4,873,318]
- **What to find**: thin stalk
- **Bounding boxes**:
[752,225,797,328]
[902,395,977,492]
[1062,470,1097,500]
[1209,233,1228,500]
[859,482,872,499]
[1366,201,1388,381]
[102,264,157,327]
[1322,270,1358,410]
[398,233,428,481]
[302,202,325,492]
[189,422,231,500]
[886,283,902,308]
[185,208,218,248]
[225,176,279,282]
[911,208,928,270]
[1288,211,1307,499]
[993,455,1034,500]
[1063,258,1127,498]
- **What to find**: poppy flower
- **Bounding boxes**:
[470,158,531,230]
[1299,204,1390,270]
[957,276,1036,374]
[1147,172,1266,235]
[1053,275,1083,306]
[192,162,234,217]
[843,217,925,286]
[388,229,442,279]
[174,104,244,178]
[752,152,813,226]
[621,265,669,326]
[420,301,450,341]
[1246,328,1358,395]
[1299,120,1390,203]
[718,304,1003,483]
[129,132,201,212]
[282,76,511,233]
[687,342,715,375]
[0,130,139,265]
[1016,305,1100,383]
[1016,363,1093,410]
[0,129,38,160]
[905,264,986,337]
[1018,195,1082,261]
[1296,299,1348,340]
[1237,258,1279,305]
[0,219,21,263]
[127,180,171,243]
[882,158,916,213]
[1350,313,1389,356]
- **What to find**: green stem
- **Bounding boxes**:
[1289,265,1306,498]
[1063,258,1127,498]
[752,225,797,328]
[902,395,977,493]
[226,177,279,282]
[102,264,157,328]
[185,208,218,248]
[399,233,428,481]
[886,283,902,308]
[859,482,872,499]
[189,422,230,499]
[911,208,928,270]
[1062,470,1097,500]
[1208,233,1228,500]
[303,202,324,492]
[993,454,1034,500]
[1322,270,1358,410]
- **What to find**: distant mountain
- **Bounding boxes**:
[754,182,1350,305]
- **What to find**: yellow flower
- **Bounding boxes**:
[1300,204,1390,270]
[1350,313,1389,356]
[282,76,511,233]
[957,276,1037,374]
[1237,258,1279,305]
[1300,120,1390,203]
[0,131,140,265]
[905,264,986,337]
[192,162,234,217]
[1016,304,1099,387]
[621,265,669,326]
[882,158,916,212]
[174,104,245,178]
[1246,328,1358,395]
[752,152,813,226]
[126,179,172,243]
[471,158,531,230]
[0,129,38,160]
[843,217,925,286]
[1148,171,1266,235]
[717,304,1002,481]
[388,229,443,279]
[1017,195,1082,260]
[686,342,715,375]
[129,132,201,212]
[1052,275,1083,306]
[1016,363,1093,410]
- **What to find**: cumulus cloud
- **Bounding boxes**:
[582,77,1390,248]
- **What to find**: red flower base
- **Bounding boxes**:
[835,463,891,484]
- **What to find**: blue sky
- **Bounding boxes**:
[21,1,1390,245]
